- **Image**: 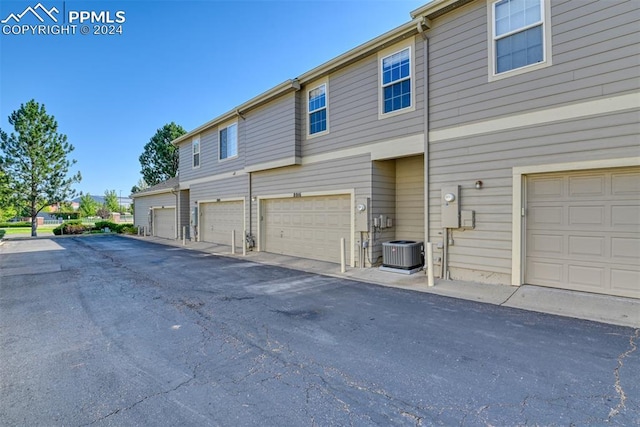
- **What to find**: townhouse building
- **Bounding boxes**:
[133,0,640,299]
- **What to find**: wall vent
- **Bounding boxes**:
[382,240,423,269]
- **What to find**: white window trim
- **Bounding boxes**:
[306,77,329,139]
[487,0,552,82]
[218,120,238,162]
[192,137,200,169]
[378,39,416,120]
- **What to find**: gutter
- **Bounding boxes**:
[171,79,301,146]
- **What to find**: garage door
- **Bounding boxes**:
[153,208,175,239]
[525,167,639,298]
[263,195,351,264]
[200,201,244,248]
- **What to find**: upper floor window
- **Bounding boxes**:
[219,123,237,160]
[308,83,327,136]
[192,138,200,168]
[381,47,411,114]
[491,0,550,78]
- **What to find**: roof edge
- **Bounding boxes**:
[172,79,300,146]
[410,0,474,20]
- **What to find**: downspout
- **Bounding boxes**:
[418,17,432,275]
[248,171,252,249]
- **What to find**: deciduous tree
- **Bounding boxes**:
[104,189,120,213]
[139,122,186,186]
[0,100,81,236]
[78,193,98,217]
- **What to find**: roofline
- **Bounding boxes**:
[410,0,475,20]
[170,0,471,147]
[172,79,301,146]
[172,17,427,146]
[296,18,421,84]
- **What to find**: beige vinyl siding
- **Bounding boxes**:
[429,110,640,284]
[371,160,396,266]
[428,0,640,129]
[133,192,176,230]
[179,190,190,239]
[301,36,425,157]
[395,155,424,241]
[245,93,298,168]
[189,175,247,202]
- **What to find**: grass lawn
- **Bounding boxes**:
[1,226,57,236]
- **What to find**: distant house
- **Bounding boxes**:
[132,0,639,300]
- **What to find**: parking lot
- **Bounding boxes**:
[1,235,638,426]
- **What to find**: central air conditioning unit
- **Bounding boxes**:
[381,240,423,274]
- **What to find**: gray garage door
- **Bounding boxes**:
[153,208,175,239]
[200,201,244,248]
[263,195,351,264]
[525,167,639,299]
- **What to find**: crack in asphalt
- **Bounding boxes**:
[609,328,639,419]
[80,364,199,426]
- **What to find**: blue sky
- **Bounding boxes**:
[1,0,427,197]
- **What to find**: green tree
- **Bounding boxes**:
[131,177,149,194]
[139,122,186,186]
[79,193,98,217]
[0,163,17,221]
[0,100,81,236]
[104,189,120,213]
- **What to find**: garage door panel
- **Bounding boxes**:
[612,269,640,292]
[612,205,640,227]
[264,195,351,264]
[612,237,640,260]
[568,264,604,288]
[201,201,243,248]
[612,171,640,194]
[569,206,604,226]
[153,208,175,239]
[568,236,604,257]
[526,168,639,298]
[569,175,605,196]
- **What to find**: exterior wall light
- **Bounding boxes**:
[475,180,483,189]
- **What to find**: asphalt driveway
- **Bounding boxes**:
[1,235,638,426]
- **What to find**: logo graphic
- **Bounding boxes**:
[2,2,126,36]
[1,3,59,24]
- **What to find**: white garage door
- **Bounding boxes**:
[525,167,639,299]
[153,208,175,239]
[263,195,351,264]
[200,201,244,248]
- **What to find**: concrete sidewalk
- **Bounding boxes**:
[120,235,639,328]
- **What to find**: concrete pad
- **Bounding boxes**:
[504,285,640,328]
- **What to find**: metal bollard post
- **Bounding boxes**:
[182,226,186,246]
[231,230,236,255]
[340,238,346,273]
[427,242,434,287]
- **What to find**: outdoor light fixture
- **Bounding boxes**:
[475,180,483,189]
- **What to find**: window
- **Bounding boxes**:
[308,83,327,136]
[219,123,237,160]
[492,0,546,76]
[192,138,200,168]
[381,47,411,114]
